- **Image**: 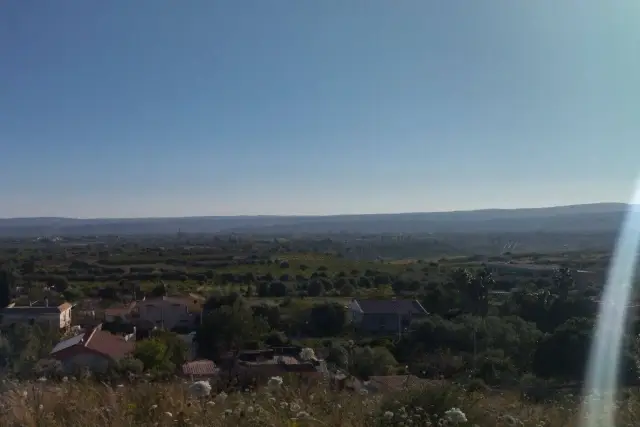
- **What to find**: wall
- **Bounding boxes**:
[59,308,72,329]
[1,312,61,329]
[137,300,195,330]
[60,351,110,374]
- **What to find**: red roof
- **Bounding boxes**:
[52,326,134,361]
[104,302,136,316]
[182,360,218,376]
[85,330,134,360]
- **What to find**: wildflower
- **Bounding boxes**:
[150,404,158,410]
[444,407,467,424]
[62,376,68,382]
[503,415,521,426]
[216,391,228,403]
[116,384,124,388]
[247,406,255,413]
[358,388,368,395]
[280,402,289,409]
[290,402,301,412]
[164,412,173,418]
[188,380,212,398]
[37,377,47,383]
[224,409,233,416]
[206,401,216,407]
[299,347,316,361]
[268,376,283,390]
[268,397,276,405]
[384,411,394,419]
[38,404,44,411]
[295,411,311,419]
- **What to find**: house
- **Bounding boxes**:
[134,296,201,330]
[348,298,427,335]
[104,301,137,322]
[217,348,325,387]
[0,301,72,330]
[50,324,135,373]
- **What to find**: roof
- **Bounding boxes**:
[85,330,135,359]
[51,326,134,360]
[140,296,202,311]
[2,302,72,315]
[182,360,218,376]
[104,302,136,316]
[354,299,427,315]
[51,333,85,354]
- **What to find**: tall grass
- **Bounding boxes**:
[0,378,639,426]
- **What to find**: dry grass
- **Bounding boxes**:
[0,378,637,427]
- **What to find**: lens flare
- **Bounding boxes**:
[582,185,640,427]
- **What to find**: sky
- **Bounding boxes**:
[1,1,639,218]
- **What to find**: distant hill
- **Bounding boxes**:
[0,203,630,238]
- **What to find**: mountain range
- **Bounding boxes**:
[0,203,631,237]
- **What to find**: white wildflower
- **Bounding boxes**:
[444,407,467,424]
[299,347,316,361]
[268,376,283,390]
[296,411,311,419]
[358,388,368,395]
[150,404,158,410]
[268,397,276,405]
[290,402,301,412]
[188,380,212,398]
[503,414,520,426]
[384,411,394,419]
[164,412,173,418]
[206,401,216,407]
[247,406,255,413]
[37,377,47,383]
[216,391,228,403]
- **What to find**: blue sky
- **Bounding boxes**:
[1,1,639,218]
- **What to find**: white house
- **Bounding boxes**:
[134,296,201,330]
[1,301,72,329]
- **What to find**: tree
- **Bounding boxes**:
[150,330,189,368]
[134,339,172,372]
[552,267,575,300]
[308,303,347,337]
[197,299,269,359]
[350,346,397,379]
[0,269,12,308]
[150,281,168,298]
[307,280,325,297]
[454,267,494,374]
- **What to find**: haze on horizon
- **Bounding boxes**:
[1,1,639,218]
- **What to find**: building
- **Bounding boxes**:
[134,296,202,330]
[0,301,72,329]
[104,301,137,322]
[217,348,326,386]
[50,324,135,373]
[347,298,427,335]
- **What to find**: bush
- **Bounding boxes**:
[377,384,490,426]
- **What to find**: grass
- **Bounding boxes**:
[1,377,637,427]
